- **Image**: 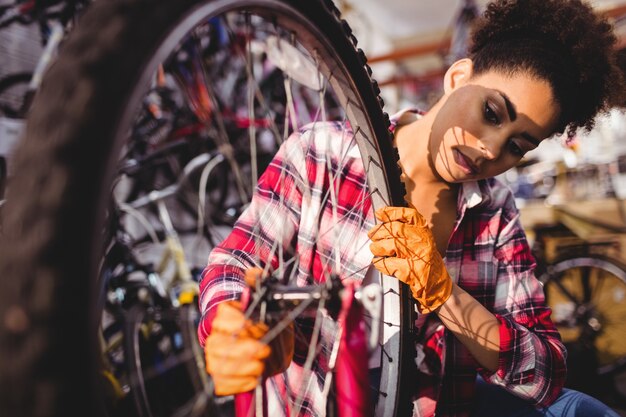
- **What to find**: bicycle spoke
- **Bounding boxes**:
[221,14,284,144]
[544,256,626,378]
[549,271,582,306]
[192,34,251,204]
[589,267,607,303]
[22,3,408,416]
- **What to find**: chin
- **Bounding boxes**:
[438,168,475,184]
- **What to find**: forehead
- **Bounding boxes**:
[470,70,561,137]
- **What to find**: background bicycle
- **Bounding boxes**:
[510,153,626,414]
[0,0,90,201]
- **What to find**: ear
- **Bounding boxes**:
[443,58,473,94]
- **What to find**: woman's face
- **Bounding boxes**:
[429,69,561,183]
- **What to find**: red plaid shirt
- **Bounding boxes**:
[198,109,567,417]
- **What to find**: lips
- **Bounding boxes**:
[453,149,479,175]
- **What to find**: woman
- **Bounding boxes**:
[200,0,625,416]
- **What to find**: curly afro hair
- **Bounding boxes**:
[468,0,625,136]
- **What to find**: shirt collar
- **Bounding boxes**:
[460,181,484,209]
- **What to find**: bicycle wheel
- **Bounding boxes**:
[98,222,214,417]
[124,303,212,417]
[539,254,626,375]
[0,1,412,416]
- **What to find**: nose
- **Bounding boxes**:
[477,137,502,161]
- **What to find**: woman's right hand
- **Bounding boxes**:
[204,300,271,396]
[204,268,294,396]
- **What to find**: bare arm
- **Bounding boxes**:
[435,282,500,372]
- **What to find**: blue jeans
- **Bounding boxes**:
[471,377,621,417]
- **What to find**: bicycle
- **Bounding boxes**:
[521,158,626,410]
[232,268,385,417]
[0,0,415,416]
[100,152,230,417]
[0,0,89,113]
[0,0,89,200]
[103,59,328,416]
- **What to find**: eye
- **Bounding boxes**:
[508,140,524,157]
[484,101,500,125]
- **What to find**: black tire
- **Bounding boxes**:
[178,303,209,395]
[125,305,153,417]
[0,0,412,416]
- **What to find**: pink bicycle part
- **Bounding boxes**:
[234,280,373,417]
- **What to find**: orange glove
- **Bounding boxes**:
[368,206,452,313]
[204,269,294,396]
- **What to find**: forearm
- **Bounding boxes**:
[435,282,500,371]
[435,278,567,406]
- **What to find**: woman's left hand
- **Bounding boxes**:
[368,206,452,313]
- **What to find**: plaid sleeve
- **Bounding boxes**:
[197,130,306,346]
[480,189,567,407]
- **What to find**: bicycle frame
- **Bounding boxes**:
[235,279,381,417]
[119,153,232,309]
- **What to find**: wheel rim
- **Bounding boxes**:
[99,2,407,416]
[544,256,626,374]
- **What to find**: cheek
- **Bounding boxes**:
[433,126,477,161]
[433,99,482,144]
[429,93,484,163]
[429,128,463,182]
[487,156,520,177]
[429,129,453,171]
[446,126,476,146]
